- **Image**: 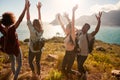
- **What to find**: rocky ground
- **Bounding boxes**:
[0,37,120,80]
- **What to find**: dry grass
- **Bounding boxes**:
[0,37,120,80]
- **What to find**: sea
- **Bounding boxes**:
[0,22,120,45]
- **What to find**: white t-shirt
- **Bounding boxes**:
[78,31,93,56]
[27,20,43,53]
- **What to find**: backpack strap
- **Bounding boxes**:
[86,34,90,53]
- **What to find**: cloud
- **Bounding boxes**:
[51,0,80,12]
[116,1,120,9]
[90,1,120,14]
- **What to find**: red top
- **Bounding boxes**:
[0,25,20,56]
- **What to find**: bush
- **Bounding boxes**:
[45,69,63,80]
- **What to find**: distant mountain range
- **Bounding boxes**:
[50,9,120,26]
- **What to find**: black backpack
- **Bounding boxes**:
[32,38,45,51]
[86,34,95,53]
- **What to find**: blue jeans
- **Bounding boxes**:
[9,49,22,80]
[28,49,42,75]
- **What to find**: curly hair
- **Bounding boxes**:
[1,12,16,27]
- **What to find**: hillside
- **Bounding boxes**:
[50,10,120,26]
[0,37,120,80]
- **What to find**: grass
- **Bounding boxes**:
[45,69,63,80]
[45,37,120,80]
[0,37,120,80]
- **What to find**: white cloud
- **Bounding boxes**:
[116,1,120,9]
[51,0,81,13]
[90,1,120,14]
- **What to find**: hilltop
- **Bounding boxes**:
[0,37,120,80]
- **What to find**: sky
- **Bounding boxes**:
[0,0,120,22]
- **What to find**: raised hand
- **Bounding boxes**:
[25,0,28,8]
[64,12,70,22]
[95,12,102,21]
[72,4,78,12]
[37,2,42,9]
[91,12,102,36]
[57,13,61,20]
[64,12,69,18]
[27,0,30,8]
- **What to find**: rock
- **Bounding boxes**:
[45,54,58,62]
[18,72,32,80]
[107,47,112,50]
[111,70,120,77]
[0,69,12,80]
[24,39,29,42]
[95,46,106,52]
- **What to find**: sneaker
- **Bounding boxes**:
[80,73,87,80]
[70,70,81,76]
[38,75,41,80]
[8,71,14,80]
[67,73,73,80]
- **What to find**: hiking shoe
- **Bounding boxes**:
[79,73,87,80]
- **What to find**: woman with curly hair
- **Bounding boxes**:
[0,0,29,80]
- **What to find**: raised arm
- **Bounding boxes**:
[91,12,102,36]
[26,0,30,21]
[64,13,71,23]
[36,2,42,21]
[57,14,67,35]
[14,0,28,29]
[71,5,78,42]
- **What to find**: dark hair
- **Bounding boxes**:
[84,23,90,29]
[33,19,42,28]
[1,12,16,27]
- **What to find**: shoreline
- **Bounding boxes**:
[23,36,120,46]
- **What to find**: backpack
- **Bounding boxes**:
[32,38,45,51]
[86,34,95,53]
[31,30,45,51]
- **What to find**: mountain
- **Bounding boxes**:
[50,10,120,26]
[50,14,69,25]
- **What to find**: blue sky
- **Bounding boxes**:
[0,0,120,22]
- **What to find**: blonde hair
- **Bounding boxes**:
[66,22,71,29]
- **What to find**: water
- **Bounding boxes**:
[89,26,120,44]
[0,22,120,45]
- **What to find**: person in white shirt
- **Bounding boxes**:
[76,12,102,80]
[26,0,43,78]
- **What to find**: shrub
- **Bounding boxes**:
[45,69,63,80]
